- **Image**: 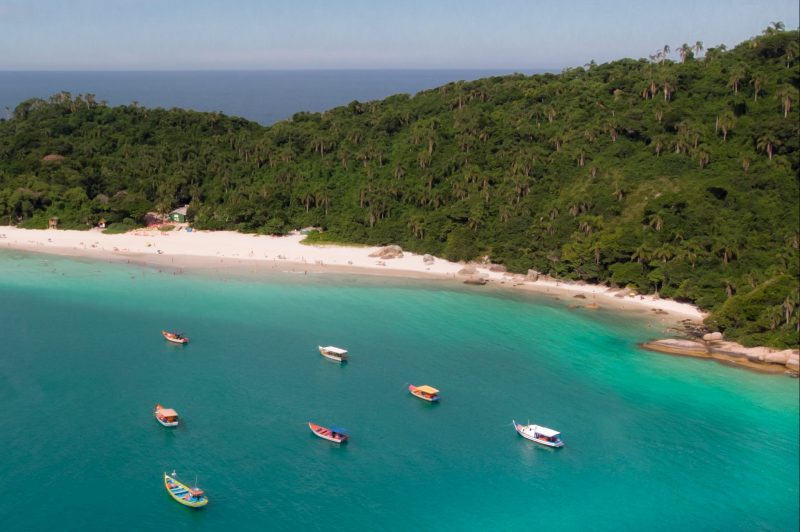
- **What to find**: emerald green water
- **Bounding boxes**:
[0,251,797,531]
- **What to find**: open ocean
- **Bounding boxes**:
[0,70,540,125]
[0,250,797,531]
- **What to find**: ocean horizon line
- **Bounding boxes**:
[0,68,556,74]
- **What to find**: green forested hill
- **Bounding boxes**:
[1,29,798,347]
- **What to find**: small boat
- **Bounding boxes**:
[318,345,348,363]
[162,331,189,344]
[308,422,349,443]
[164,471,208,508]
[408,384,440,402]
[513,420,564,448]
[154,404,179,427]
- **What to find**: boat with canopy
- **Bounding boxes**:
[154,404,179,427]
[164,471,208,508]
[318,345,348,363]
[408,384,440,402]
[513,420,564,448]
[308,422,349,443]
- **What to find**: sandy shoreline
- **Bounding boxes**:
[0,225,706,324]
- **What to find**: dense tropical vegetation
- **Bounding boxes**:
[1,28,798,347]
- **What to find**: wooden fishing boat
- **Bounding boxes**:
[513,420,564,448]
[408,384,440,402]
[154,404,179,427]
[162,330,189,344]
[164,471,208,508]
[308,421,349,443]
[318,345,348,363]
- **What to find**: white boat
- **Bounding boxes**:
[513,420,564,448]
[318,345,348,363]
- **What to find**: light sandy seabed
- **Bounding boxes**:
[0,225,705,325]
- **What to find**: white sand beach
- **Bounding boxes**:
[0,225,706,322]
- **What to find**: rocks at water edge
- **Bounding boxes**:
[463,276,488,285]
[422,254,434,265]
[702,331,723,341]
[368,245,404,259]
[525,269,539,282]
[640,338,800,376]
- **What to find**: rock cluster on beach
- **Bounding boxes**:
[368,245,404,259]
[641,335,800,376]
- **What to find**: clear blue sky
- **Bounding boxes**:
[1,0,798,70]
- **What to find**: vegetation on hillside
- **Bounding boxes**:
[0,27,798,347]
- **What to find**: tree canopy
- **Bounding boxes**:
[1,29,798,348]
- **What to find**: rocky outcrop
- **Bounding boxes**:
[702,331,723,341]
[368,245,403,259]
[525,269,539,282]
[458,264,477,275]
[641,338,800,376]
[488,264,507,272]
[422,254,434,265]
[463,276,488,285]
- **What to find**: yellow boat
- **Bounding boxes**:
[164,471,208,508]
[409,384,440,402]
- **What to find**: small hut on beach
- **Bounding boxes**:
[168,206,188,223]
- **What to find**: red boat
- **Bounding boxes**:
[162,331,189,344]
[308,422,348,443]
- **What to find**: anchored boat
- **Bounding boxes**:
[154,404,179,427]
[162,331,189,344]
[409,384,440,402]
[308,422,349,443]
[513,420,564,448]
[164,471,208,508]
[318,345,348,363]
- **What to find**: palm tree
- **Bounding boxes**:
[653,245,673,263]
[785,40,798,68]
[662,44,671,61]
[716,112,735,140]
[715,238,740,265]
[774,87,795,118]
[661,73,677,101]
[692,41,704,56]
[766,21,785,34]
[678,43,692,63]
[783,291,798,326]
[652,135,666,156]
[749,75,764,101]
[695,148,710,168]
[631,244,651,264]
[728,64,747,96]
[756,133,780,160]
[648,213,664,231]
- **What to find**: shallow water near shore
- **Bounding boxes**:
[0,250,797,531]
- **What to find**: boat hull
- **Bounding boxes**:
[318,347,347,363]
[513,421,564,448]
[308,422,348,443]
[162,331,188,344]
[164,473,208,508]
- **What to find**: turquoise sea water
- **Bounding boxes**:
[0,250,797,531]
